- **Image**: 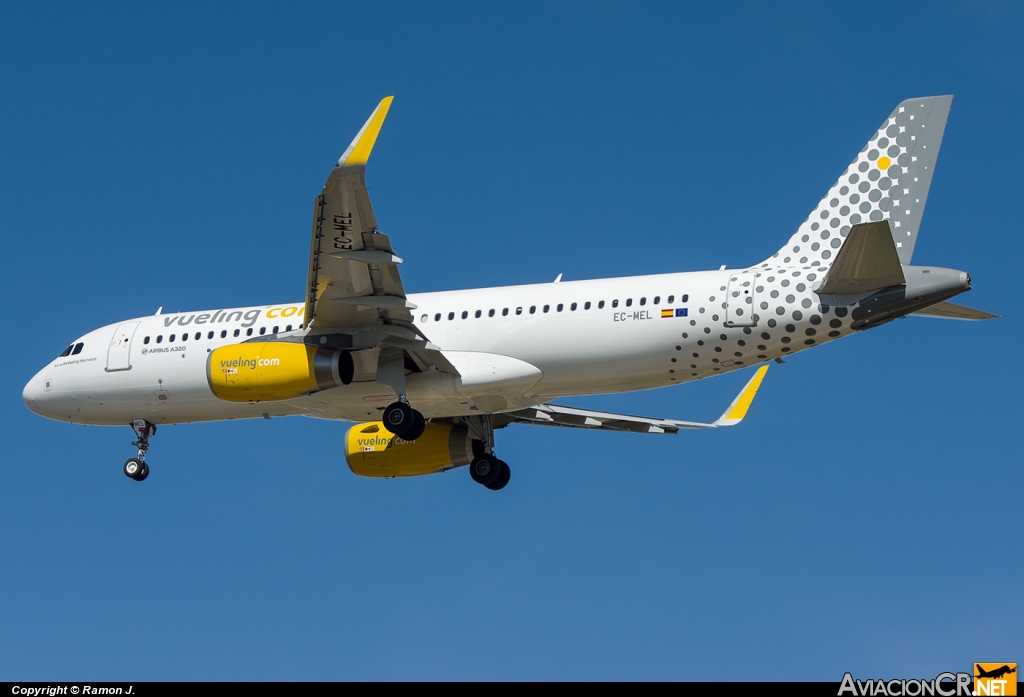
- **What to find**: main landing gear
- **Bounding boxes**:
[470,453,511,491]
[463,414,510,491]
[383,400,425,441]
[124,419,155,482]
[377,350,508,490]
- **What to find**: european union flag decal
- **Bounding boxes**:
[675,308,688,317]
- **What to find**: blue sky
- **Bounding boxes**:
[1,1,1021,680]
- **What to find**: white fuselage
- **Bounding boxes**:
[23,264,848,426]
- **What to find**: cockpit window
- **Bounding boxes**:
[71,343,84,355]
[58,344,74,358]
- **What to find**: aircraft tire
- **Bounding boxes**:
[485,461,511,491]
[470,454,502,487]
[123,458,144,480]
[383,401,415,436]
[402,411,425,441]
[136,464,149,481]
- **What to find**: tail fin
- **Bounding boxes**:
[763,96,952,269]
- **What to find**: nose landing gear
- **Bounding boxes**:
[124,419,155,481]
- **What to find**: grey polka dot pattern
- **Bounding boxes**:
[764,96,952,269]
[662,97,953,386]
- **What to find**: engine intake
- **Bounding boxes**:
[345,421,479,478]
[207,342,353,402]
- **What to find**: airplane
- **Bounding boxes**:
[22,95,996,490]
[976,665,1016,680]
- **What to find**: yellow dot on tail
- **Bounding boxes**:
[878,156,891,169]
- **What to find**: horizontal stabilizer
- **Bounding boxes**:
[817,221,905,295]
[912,301,999,320]
[501,366,769,434]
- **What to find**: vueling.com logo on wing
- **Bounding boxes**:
[975,664,1017,696]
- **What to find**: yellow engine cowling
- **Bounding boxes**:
[207,342,353,402]
[345,422,480,478]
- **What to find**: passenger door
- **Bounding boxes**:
[724,273,758,327]
[106,321,140,372]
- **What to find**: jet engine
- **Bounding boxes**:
[207,342,353,402]
[345,421,481,478]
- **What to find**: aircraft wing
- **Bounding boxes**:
[300,98,456,374]
[304,97,415,333]
[502,366,769,433]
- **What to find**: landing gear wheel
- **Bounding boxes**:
[470,454,503,487]
[403,411,426,441]
[484,460,511,491]
[124,458,145,480]
[383,401,415,436]
[136,463,150,481]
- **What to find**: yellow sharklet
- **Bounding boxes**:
[338,96,394,167]
[717,365,769,425]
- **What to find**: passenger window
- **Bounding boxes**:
[259,327,266,335]
[420,314,428,323]
[639,298,646,306]
[461,311,468,319]
[556,304,563,312]
[612,300,618,308]
[668,295,674,303]
[72,343,84,355]
[599,301,605,309]
[208,331,215,339]
[653,296,660,305]
[220,330,227,338]
[157,335,163,343]
[244,328,251,336]
[475,310,481,318]
[233,329,240,337]
[516,307,523,315]
[489,309,495,317]
[584,302,591,310]
[169,334,176,342]
[299,324,303,329]
[182,333,188,341]
[143,337,150,345]
[448,312,454,321]
[286,325,292,332]
[571,302,577,311]
[626,299,633,307]
[530,306,536,314]
[502,308,509,316]
[683,294,689,302]
[435,313,441,321]
[272,326,279,334]
[543,305,550,313]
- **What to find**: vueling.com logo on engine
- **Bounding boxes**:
[219,356,281,372]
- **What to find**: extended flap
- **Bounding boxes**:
[817,221,905,295]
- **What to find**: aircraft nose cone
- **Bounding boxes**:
[22,370,49,416]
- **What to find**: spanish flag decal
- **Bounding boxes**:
[661,309,674,318]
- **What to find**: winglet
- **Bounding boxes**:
[714,365,769,427]
[337,96,394,167]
